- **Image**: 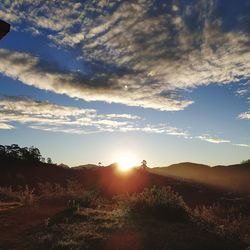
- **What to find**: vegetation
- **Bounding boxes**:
[0,184,248,249]
[0,144,42,163]
[194,203,250,245]
[37,180,85,198]
[241,159,250,164]
[76,190,102,208]
[116,186,190,221]
[0,185,35,206]
[0,144,52,164]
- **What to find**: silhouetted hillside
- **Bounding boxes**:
[73,164,99,169]
[1,144,250,207]
[0,161,74,187]
[151,161,250,192]
[1,161,250,208]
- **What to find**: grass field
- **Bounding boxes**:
[0,184,249,249]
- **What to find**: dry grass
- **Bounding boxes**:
[0,185,248,249]
[194,203,250,245]
[0,185,35,206]
[37,180,86,198]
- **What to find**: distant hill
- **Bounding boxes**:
[0,161,74,187]
[150,161,250,192]
[73,164,99,169]
[1,160,250,208]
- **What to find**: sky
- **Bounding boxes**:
[0,0,249,167]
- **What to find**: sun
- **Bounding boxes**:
[114,152,139,172]
[118,157,136,172]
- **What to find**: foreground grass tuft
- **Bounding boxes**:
[116,186,190,222]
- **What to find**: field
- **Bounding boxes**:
[0,178,250,250]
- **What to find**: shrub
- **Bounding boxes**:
[37,181,86,198]
[37,182,66,197]
[0,185,35,206]
[0,186,19,202]
[18,185,35,206]
[194,203,250,244]
[66,180,85,197]
[116,186,190,221]
[77,190,102,208]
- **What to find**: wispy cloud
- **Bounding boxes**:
[197,135,230,144]
[0,96,138,133]
[0,122,14,129]
[0,0,249,111]
[0,96,248,150]
[235,89,249,96]
[233,143,249,148]
[0,96,189,137]
[238,110,250,119]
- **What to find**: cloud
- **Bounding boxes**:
[233,144,249,148]
[0,96,138,133]
[235,89,249,96]
[0,0,249,111]
[238,110,250,119]
[0,96,189,137]
[197,135,230,144]
[0,122,14,129]
[0,48,190,111]
[0,96,247,149]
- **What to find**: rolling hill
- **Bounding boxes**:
[0,160,250,208]
[150,161,250,193]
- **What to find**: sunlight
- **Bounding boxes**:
[118,157,135,171]
[115,152,139,172]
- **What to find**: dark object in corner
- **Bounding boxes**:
[0,20,10,40]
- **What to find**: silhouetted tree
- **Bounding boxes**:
[141,160,147,170]
[20,147,29,161]
[98,162,102,167]
[28,146,41,162]
[0,145,6,159]
[47,157,52,164]
[0,144,44,164]
[241,159,250,165]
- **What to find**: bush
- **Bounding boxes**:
[37,181,86,198]
[66,180,85,197]
[194,203,250,244]
[18,185,35,206]
[116,186,190,221]
[37,182,66,197]
[0,185,35,206]
[0,186,19,202]
[76,190,102,208]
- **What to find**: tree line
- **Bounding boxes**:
[0,144,52,164]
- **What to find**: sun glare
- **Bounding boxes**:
[115,153,139,172]
[118,158,135,171]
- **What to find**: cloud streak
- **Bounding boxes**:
[233,144,249,148]
[0,96,138,133]
[197,135,230,144]
[239,110,250,120]
[0,96,189,137]
[0,96,247,149]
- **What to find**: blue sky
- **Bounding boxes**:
[0,0,249,167]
